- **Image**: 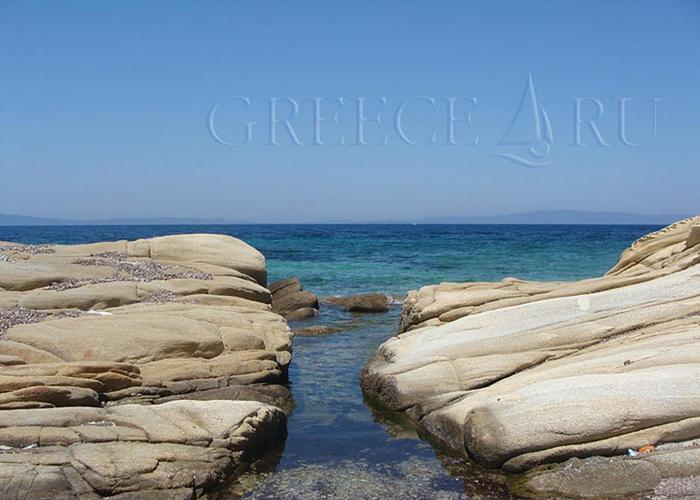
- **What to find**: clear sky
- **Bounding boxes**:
[1,1,698,222]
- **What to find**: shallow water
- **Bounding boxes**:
[0,224,661,498]
[228,306,519,499]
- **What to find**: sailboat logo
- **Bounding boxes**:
[496,74,554,167]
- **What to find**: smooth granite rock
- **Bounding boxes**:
[362,217,700,496]
[0,400,286,498]
[0,234,292,496]
[0,234,292,407]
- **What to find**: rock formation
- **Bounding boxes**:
[0,400,285,498]
[324,293,392,313]
[362,217,700,496]
[518,441,700,498]
[269,277,319,320]
[0,234,292,496]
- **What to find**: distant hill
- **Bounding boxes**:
[0,215,244,226]
[0,214,69,226]
[0,210,692,226]
[414,210,692,225]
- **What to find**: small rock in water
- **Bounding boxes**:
[324,293,392,313]
[269,277,320,320]
[294,325,343,336]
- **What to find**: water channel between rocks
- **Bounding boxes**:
[228,306,516,499]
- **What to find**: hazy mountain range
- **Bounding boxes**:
[413,210,692,225]
[0,210,692,226]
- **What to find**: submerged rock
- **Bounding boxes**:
[0,234,292,495]
[362,216,700,495]
[238,456,476,499]
[294,325,343,336]
[324,293,391,313]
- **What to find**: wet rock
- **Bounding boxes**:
[268,276,302,298]
[324,293,391,313]
[269,277,319,320]
[294,325,343,336]
[273,290,318,314]
[518,441,700,498]
[362,217,700,475]
[283,306,318,321]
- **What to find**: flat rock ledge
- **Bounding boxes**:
[0,234,293,497]
[517,440,700,499]
[361,216,700,497]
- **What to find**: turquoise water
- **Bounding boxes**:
[0,224,660,498]
[0,224,657,294]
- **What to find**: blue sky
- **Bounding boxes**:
[1,1,698,222]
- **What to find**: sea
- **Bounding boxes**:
[0,224,661,498]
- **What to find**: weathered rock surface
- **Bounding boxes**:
[518,440,700,498]
[0,234,292,407]
[0,399,286,498]
[269,277,319,320]
[324,293,391,313]
[0,234,292,496]
[362,217,700,495]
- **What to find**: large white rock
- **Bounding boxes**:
[362,217,700,475]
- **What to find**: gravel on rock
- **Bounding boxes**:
[0,306,48,335]
[74,252,213,282]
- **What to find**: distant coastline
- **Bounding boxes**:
[0,210,690,226]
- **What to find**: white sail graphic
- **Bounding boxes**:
[496,73,554,167]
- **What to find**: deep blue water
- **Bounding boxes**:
[0,224,661,498]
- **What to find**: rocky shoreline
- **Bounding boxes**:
[1,221,699,498]
[0,234,292,497]
[361,216,700,497]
